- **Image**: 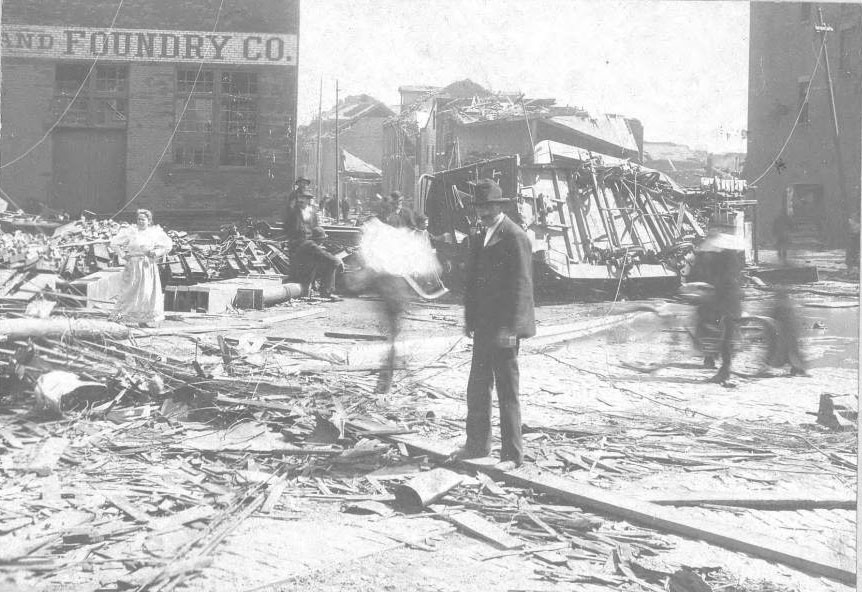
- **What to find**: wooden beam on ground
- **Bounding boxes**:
[527,311,647,349]
[430,506,523,550]
[324,331,388,341]
[644,491,855,511]
[349,422,855,585]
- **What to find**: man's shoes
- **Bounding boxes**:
[494,460,521,471]
[446,447,487,463]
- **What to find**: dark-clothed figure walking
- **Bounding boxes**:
[846,213,860,270]
[772,212,793,265]
[452,179,535,471]
[768,289,807,376]
[688,227,743,384]
[284,190,342,300]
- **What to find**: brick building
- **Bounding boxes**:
[0,0,299,226]
[746,2,861,248]
[296,94,393,200]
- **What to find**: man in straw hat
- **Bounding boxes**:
[450,179,535,470]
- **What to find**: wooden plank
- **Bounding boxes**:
[324,331,388,341]
[105,493,153,524]
[645,491,856,510]
[20,437,69,476]
[216,395,297,413]
[260,479,288,514]
[432,508,523,550]
[354,426,856,585]
[150,505,215,532]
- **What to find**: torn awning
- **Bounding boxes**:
[340,149,382,179]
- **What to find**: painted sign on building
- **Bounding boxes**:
[1,25,297,65]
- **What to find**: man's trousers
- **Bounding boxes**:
[465,334,523,464]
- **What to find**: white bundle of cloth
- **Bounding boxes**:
[359,218,441,279]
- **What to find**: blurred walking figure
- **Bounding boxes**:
[345,218,444,393]
[110,209,173,327]
[772,209,794,265]
[687,224,743,384]
[846,212,860,271]
[767,289,807,376]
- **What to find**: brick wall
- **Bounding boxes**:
[746,2,862,247]
[1,0,298,226]
[3,0,298,34]
[0,61,55,211]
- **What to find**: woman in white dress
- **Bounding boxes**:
[110,209,173,327]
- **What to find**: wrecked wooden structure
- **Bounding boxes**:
[422,141,705,300]
[0,217,322,313]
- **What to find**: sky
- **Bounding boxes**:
[297,0,750,153]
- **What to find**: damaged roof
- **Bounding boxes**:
[545,114,640,154]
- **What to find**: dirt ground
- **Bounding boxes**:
[1,249,857,592]
[167,253,856,592]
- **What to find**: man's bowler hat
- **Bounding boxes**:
[472,179,507,204]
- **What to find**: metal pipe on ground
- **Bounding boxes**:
[261,283,302,307]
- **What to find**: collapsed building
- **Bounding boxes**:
[383,79,643,200]
[422,141,702,300]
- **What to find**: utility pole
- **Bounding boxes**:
[334,80,340,221]
[815,8,850,221]
[316,79,323,198]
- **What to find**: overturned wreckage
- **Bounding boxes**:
[422,141,704,300]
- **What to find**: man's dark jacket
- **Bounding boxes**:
[386,207,418,229]
[465,215,536,339]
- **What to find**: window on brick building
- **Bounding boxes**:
[54,64,128,128]
[800,3,812,23]
[174,69,259,168]
[797,80,810,124]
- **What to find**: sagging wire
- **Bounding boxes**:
[113,0,226,218]
[748,36,826,187]
[0,0,126,171]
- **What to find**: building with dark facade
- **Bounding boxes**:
[746,2,861,248]
[0,0,299,226]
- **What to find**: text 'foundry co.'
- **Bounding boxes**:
[1,25,297,65]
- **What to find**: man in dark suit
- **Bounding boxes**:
[451,179,535,470]
[284,190,342,300]
[384,191,418,229]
